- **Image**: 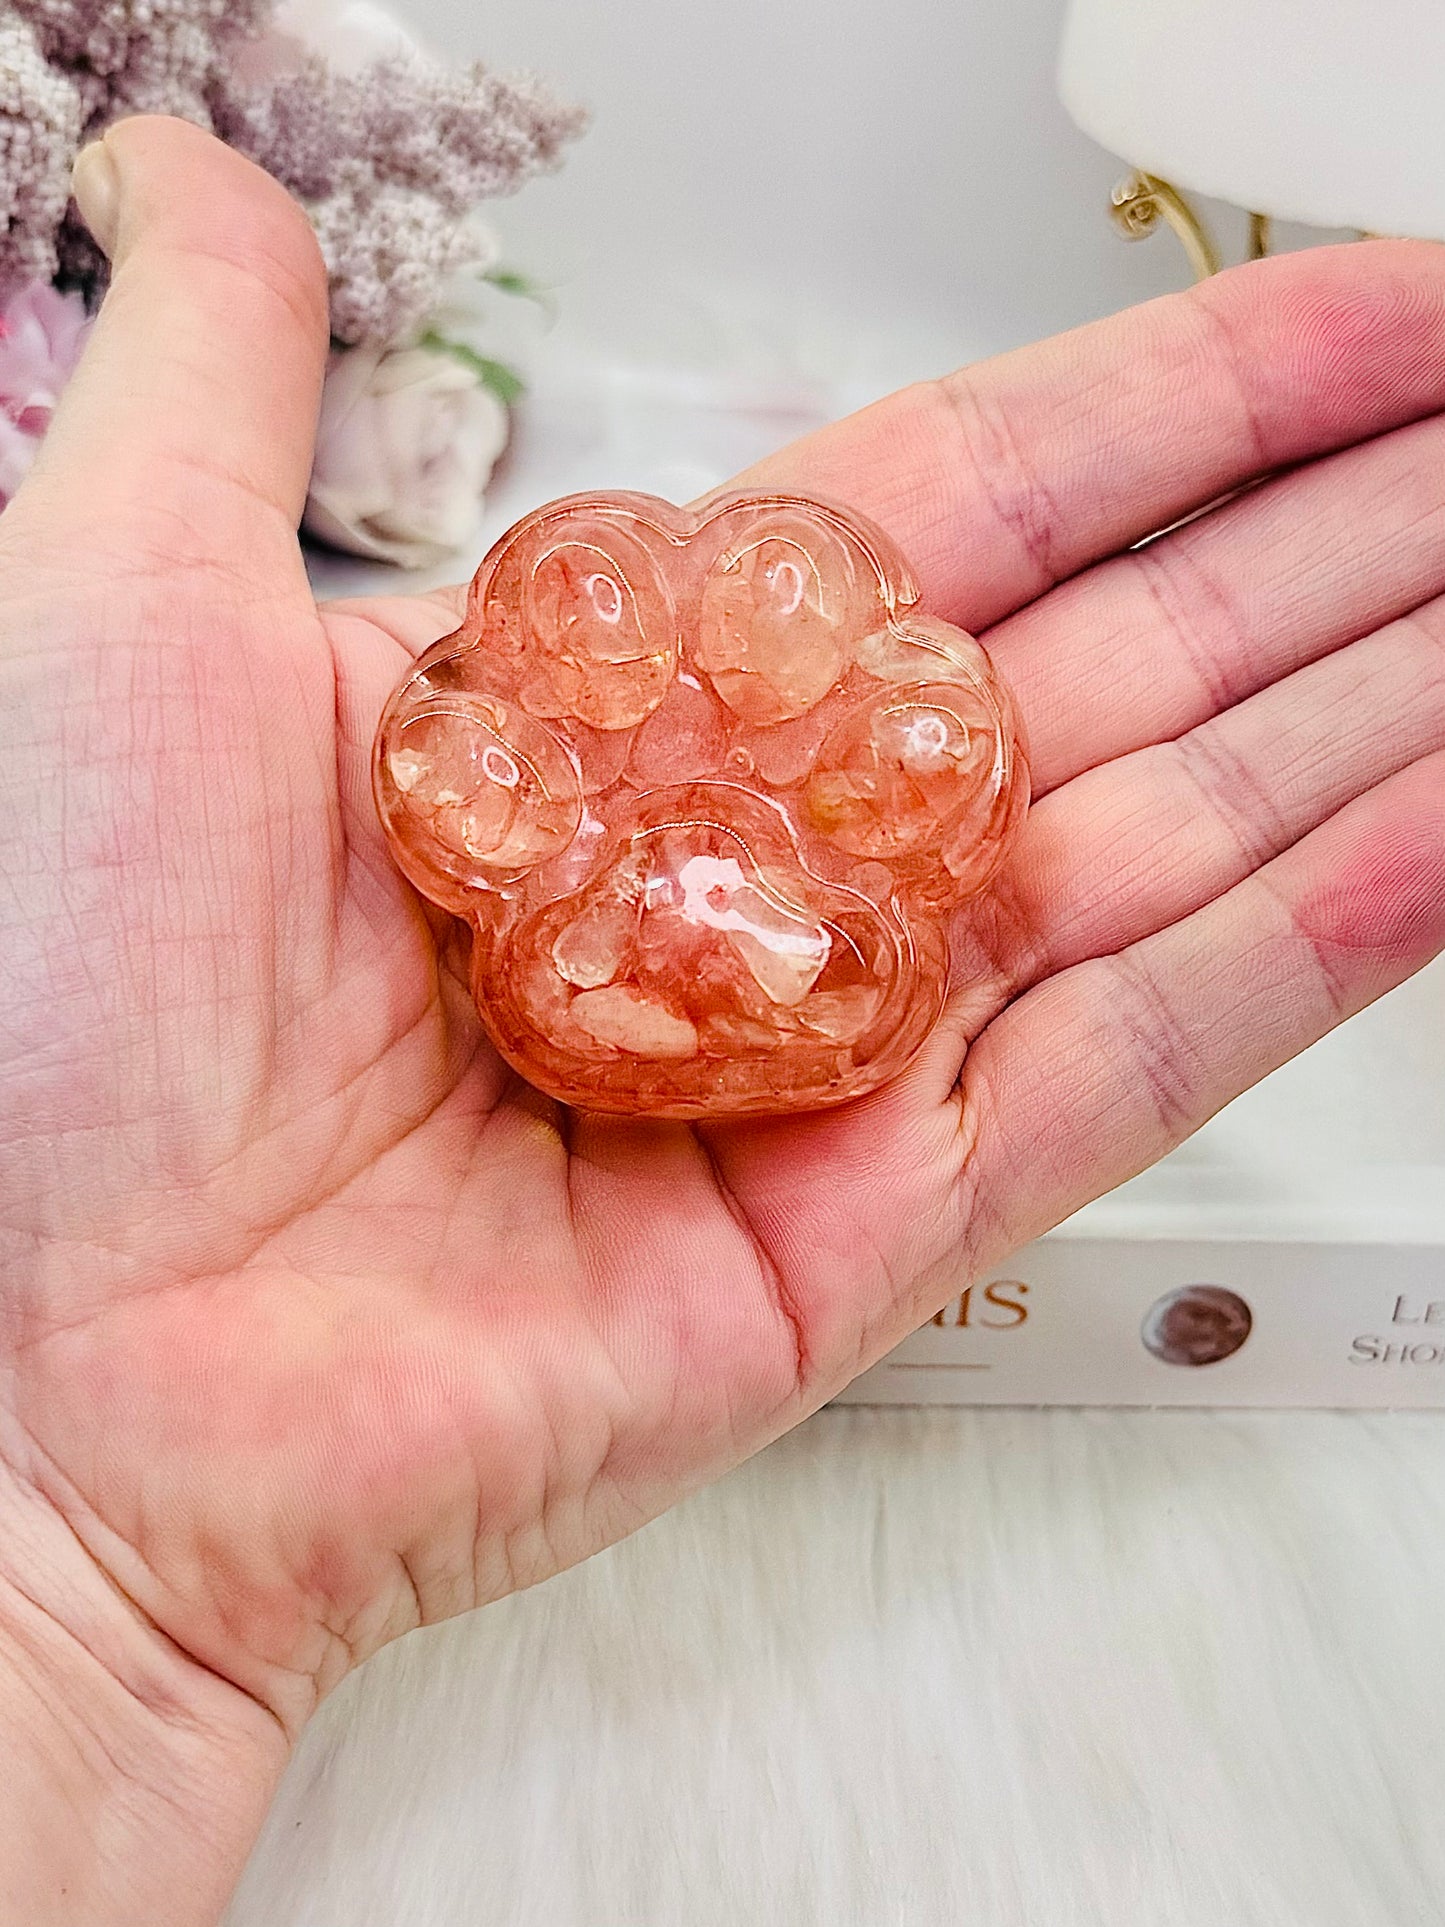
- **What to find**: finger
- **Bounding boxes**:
[738,240,1445,631]
[984,410,1445,794]
[956,752,1445,1269]
[959,604,1445,1014]
[9,117,328,570]
[324,586,468,663]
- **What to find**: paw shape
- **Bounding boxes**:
[375,490,1029,1118]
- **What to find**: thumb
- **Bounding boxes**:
[12,116,329,570]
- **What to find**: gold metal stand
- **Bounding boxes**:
[1110,170,1272,281]
[1109,172,1222,279]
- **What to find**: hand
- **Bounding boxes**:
[2,118,1442,1923]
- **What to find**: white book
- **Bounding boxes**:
[839,961,1445,1409]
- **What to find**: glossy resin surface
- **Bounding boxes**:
[374,490,1028,1117]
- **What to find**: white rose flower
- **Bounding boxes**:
[304,342,511,570]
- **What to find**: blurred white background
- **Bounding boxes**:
[412,0,1195,393]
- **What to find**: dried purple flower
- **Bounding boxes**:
[215,51,586,346]
[0,0,586,345]
[0,15,82,291]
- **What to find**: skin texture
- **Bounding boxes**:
[0,117,1443,1921]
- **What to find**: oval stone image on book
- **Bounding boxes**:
[1141,1285,1254,1367]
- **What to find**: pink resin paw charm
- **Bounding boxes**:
[374,490,1029,1117]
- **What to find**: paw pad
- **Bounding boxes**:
[375,490,1028,1117]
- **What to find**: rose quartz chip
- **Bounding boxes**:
[374,489,1029,1118]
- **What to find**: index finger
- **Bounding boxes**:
[739,240,1445,630]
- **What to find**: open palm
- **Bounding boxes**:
[3,116,1444,1821]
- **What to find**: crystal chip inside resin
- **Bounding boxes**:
[374,490,1029,1118]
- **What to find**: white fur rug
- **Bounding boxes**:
[226,1405,1445,1926]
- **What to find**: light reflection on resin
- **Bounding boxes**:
[374,490,1029,1118]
